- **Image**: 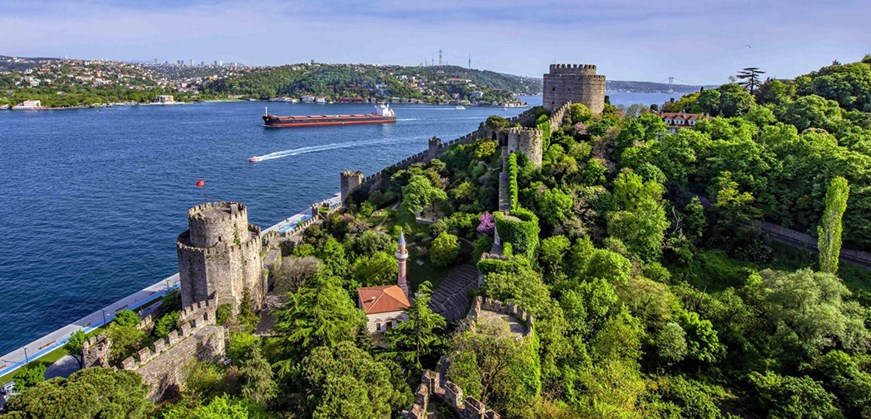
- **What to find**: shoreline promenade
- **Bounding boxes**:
[0,195,338,380]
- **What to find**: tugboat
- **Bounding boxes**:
[262,104,396,128]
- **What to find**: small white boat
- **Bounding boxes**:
[248,156,261,163]
[455,106,466,110]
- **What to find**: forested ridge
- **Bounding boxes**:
[5,56,871,418]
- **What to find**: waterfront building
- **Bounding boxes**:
[12,100,41,110]
[156,95,174,104]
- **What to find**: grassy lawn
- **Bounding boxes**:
[407,244,450,292]
[0,326,106,385]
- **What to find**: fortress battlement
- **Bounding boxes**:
[548,63,598,76]
[177,297,217,325]
[544,63,606,112]
[504,126,542,136]
[119,308,217,371]
[187,201,248,221]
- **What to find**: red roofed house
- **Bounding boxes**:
[357,232,412,334]
[659,111,711,134]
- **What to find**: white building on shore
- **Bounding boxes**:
[12,100,42,110]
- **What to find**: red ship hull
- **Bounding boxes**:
[263,113,396,128]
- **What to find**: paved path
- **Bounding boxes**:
[429,264,481,322]
[0,274,180,379]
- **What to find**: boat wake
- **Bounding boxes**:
[249,137,407,162]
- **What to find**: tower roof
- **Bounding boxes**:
[358,285,411,314]
[398,231,406,246]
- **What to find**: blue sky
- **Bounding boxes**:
[2,0,869,84]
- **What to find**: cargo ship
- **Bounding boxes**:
[262,104,396,128]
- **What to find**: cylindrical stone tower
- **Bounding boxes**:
[340,170,364,203]
[543,64,606,113]
[177,202,265,312]
[396,231,409,297]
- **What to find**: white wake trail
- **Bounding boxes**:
[252,137,407,162]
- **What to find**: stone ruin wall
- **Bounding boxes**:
[177,202,265,311]
[462,296,534,338]
[543,64,606,114]
[402,366,500,419]
[81,298,225,402]
[343,107,541,203]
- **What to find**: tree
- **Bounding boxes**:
[538,187,574,227]
[274,255,320,294]
[12,362,46,390]
[385,281,447,371]
[239,346,278,405]
[303,341,410,419]
[717,83,755,117]
[113,309,141,327]
[153,311,180,339]
[430,232,460,267]
[677,311,725,365]
[756,269,870,358]
[272,272,366,368]
[4,368,149,419]
[781,94,844,132]
[447,317,538,416]
[749,372,839,418]
[656,322,688,366]
[568,103,593,124]
[353,251,398,286]
[736,67,765,94]
[401,174,447,216]
[818,177,849,274]
[65,330,88,370]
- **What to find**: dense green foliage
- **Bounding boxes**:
[13,56,871,418]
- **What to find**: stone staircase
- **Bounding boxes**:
[429,264,481,322]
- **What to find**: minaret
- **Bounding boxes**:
[396,231,409,297]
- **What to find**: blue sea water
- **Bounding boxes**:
[0,92,672,354]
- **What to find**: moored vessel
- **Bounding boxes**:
[262,104,396,128]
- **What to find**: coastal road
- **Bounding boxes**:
[0,274,180,380]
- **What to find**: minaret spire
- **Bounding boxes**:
[396,230,409,297]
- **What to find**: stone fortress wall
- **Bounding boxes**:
[402,298,534,418]
[543,64,606,113]
[177,201,265,311]
[402,363,500,419]
[81,298,225,401]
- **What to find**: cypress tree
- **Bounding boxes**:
[818,177,850,274]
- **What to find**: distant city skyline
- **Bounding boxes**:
[2,0,869,84]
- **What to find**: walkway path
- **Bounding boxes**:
[429,264,481,322]
[0,274,179,379]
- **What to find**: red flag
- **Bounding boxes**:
[196,179,205,188]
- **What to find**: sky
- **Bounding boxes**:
[1,0,869,84]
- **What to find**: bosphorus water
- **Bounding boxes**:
[0,92,676,354]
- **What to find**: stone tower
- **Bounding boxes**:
[428,136,442,158]
[543,64,606,113]
[396,231,409,297]
[340,170,364,202]
[506,127,544,167]
[177,202,265,312]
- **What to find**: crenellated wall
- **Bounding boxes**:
[120,307,225,401]
[548,102,570,134]
[81,299,225,402]
[340,170,364,202]
[543,64,606,113]
[177,202,265,311]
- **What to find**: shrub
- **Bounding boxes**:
[494,209,540,260]
[12,363,46,390]
[216,304,233,326]
[508,153,519,210]
[430,232,460,267]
